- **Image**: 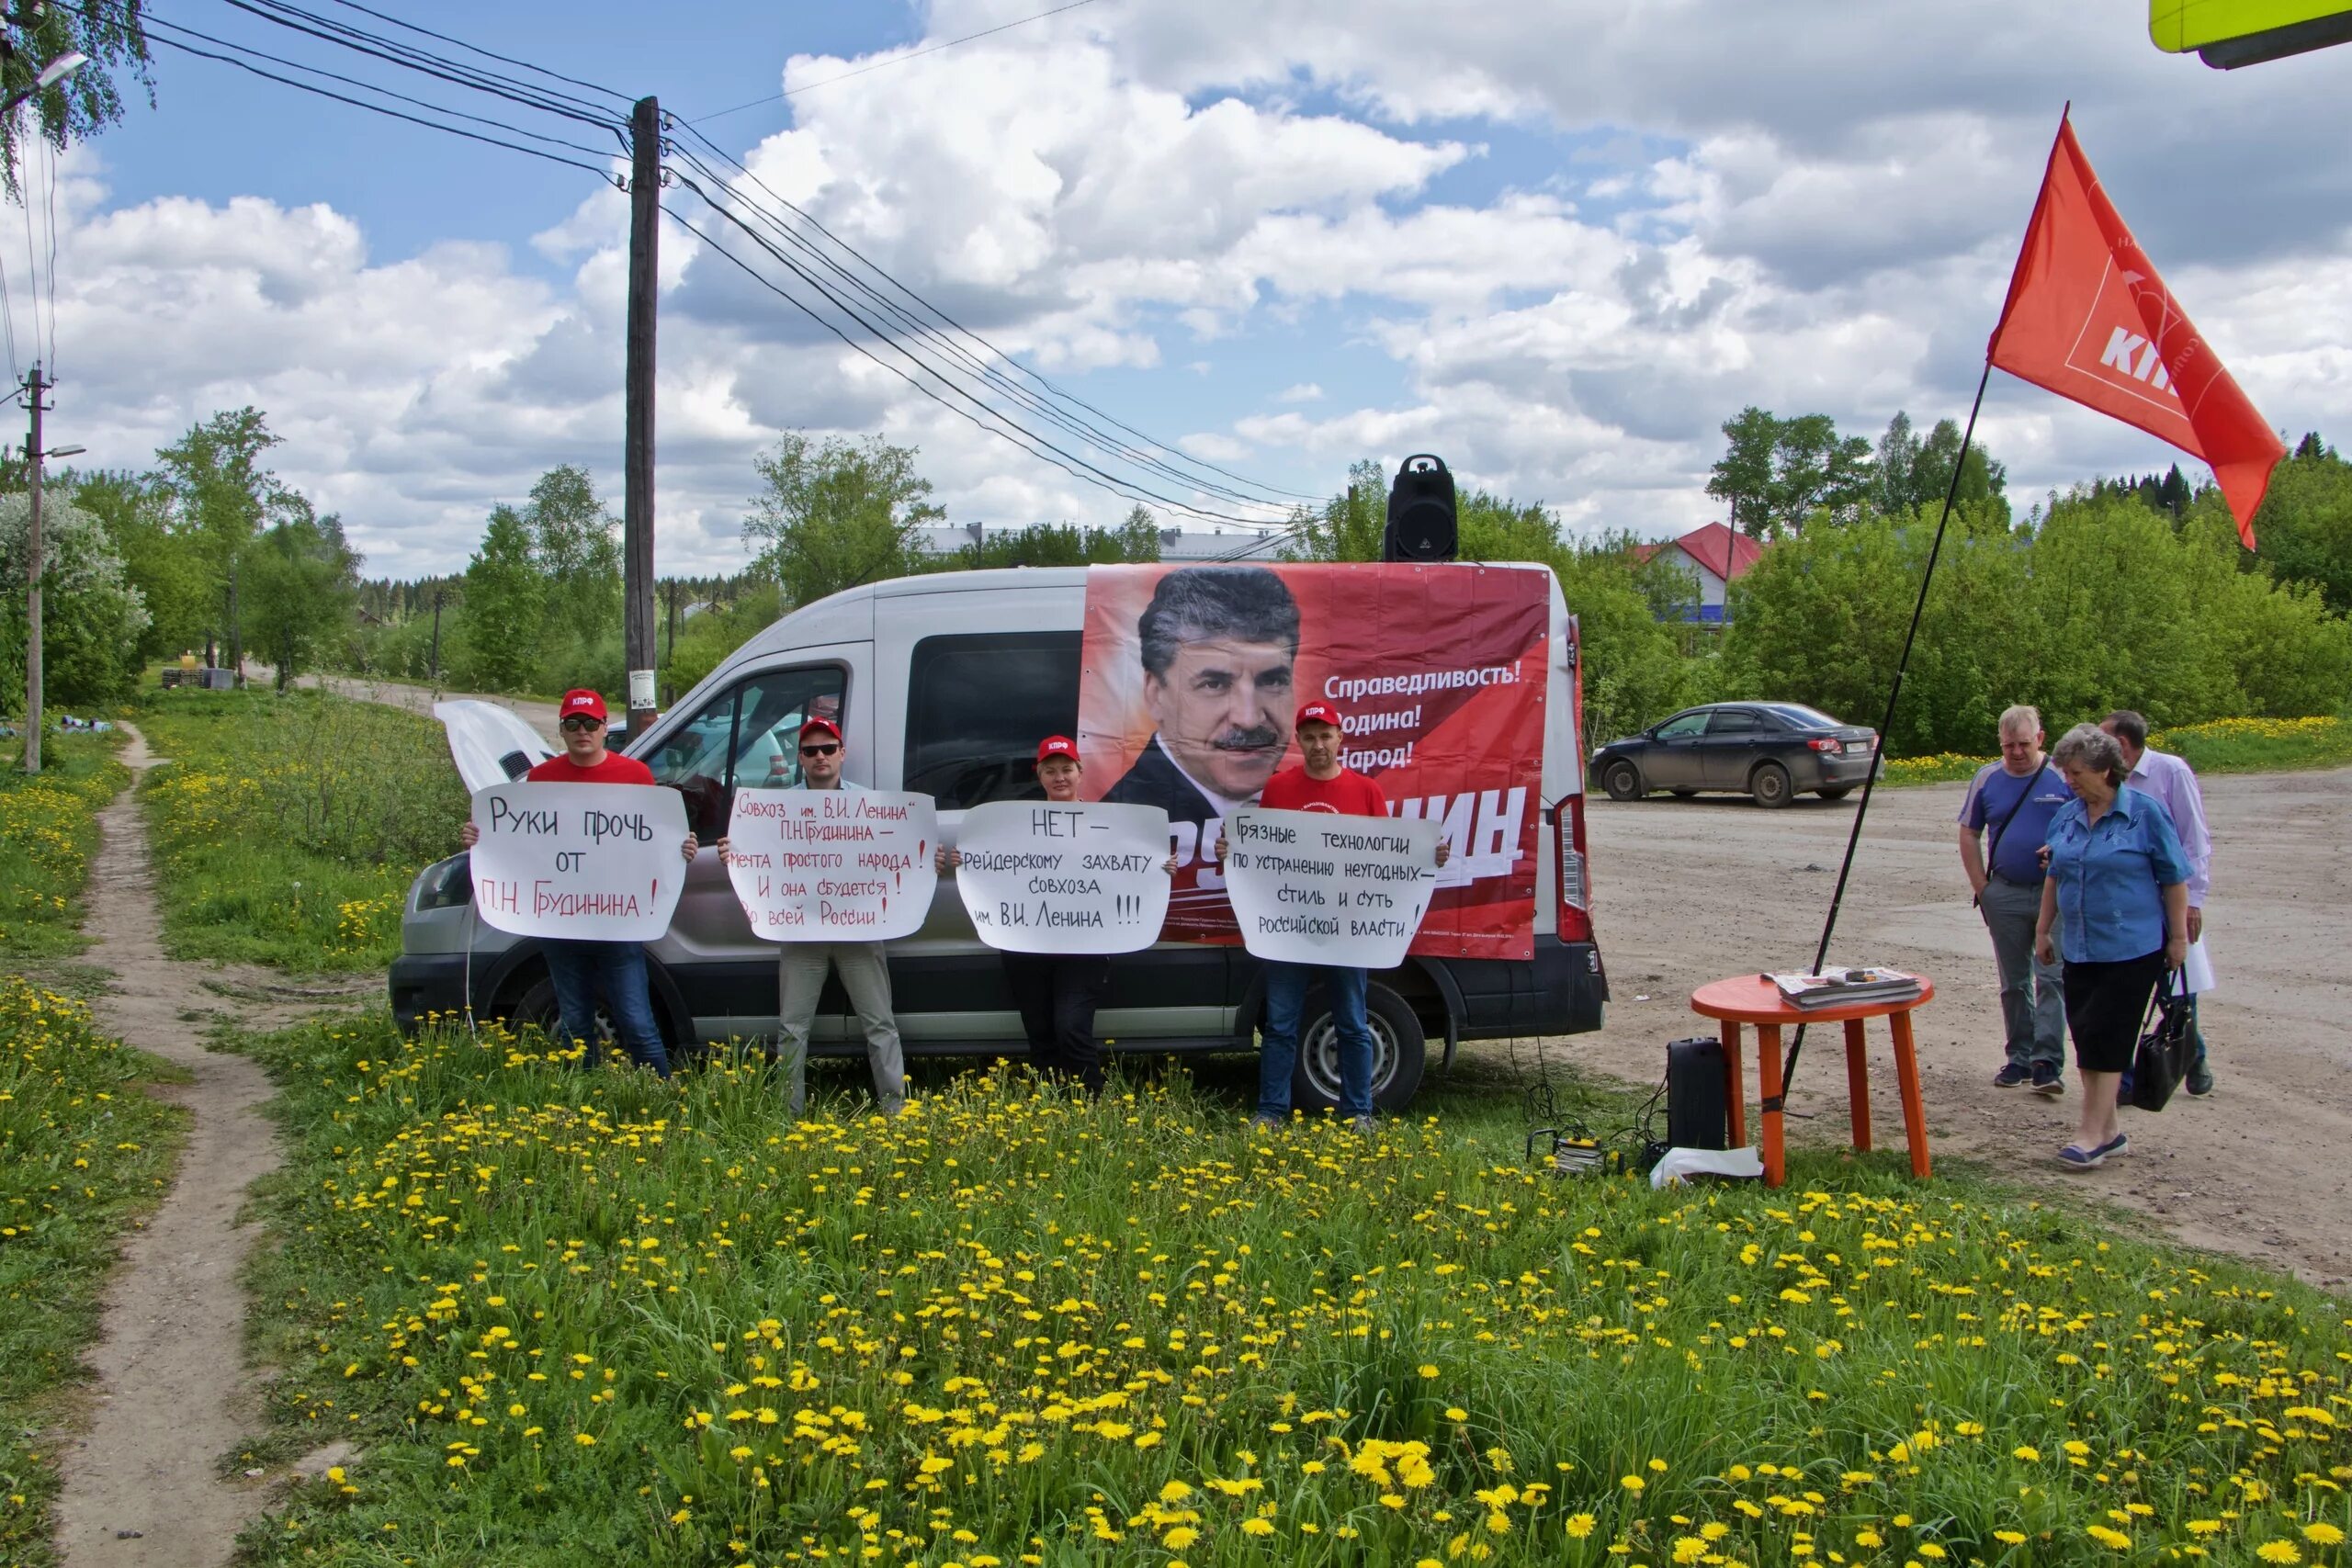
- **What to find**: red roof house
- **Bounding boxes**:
[1631,523,1765,623]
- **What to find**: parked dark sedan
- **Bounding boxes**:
[1590,702,1878,808]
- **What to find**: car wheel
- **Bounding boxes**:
[1670,787,1699,798]
[1602,761,1645,802]
[1750,761,1792,809]
[1816,786,1854,800]
[1290,982,1427,1112]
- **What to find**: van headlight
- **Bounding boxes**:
[414,852,473,911]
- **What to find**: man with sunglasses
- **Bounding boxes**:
[458,689,697,1077]
[719,716,908,1119]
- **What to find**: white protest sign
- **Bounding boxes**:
[726,788,938,942]
[952,800,1172,954]
[1223,806,1442,968]
[468,782,688,942]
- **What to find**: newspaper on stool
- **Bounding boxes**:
[1767,965,1924,1010]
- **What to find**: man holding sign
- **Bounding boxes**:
[458,689,697,1078]
[1216,700,1447,1133]
[939,736,1174,1097]
[718,716,910,1119]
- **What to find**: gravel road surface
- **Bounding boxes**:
[1530,769,2351,1289]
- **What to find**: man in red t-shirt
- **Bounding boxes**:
[458,689,696,1077]
[1217,699,1447,1132]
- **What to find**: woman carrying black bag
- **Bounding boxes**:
[2032,724,2191,1171]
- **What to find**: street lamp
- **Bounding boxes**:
[0,51,85,116]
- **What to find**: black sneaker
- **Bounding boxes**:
[2030,1064,2064,1097]
[2185,1062,2214,1098]
[1993,1064,2033,1089]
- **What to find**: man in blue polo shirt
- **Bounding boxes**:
[1957,705,2075,1094]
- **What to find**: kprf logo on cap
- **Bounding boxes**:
[1295,700,1346,730]
[559,689,607,722]
[1035,735,1079,762]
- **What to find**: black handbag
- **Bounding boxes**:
[2128,973,2195,1112]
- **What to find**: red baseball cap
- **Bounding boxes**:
[800,716,842,743]
[559,689,608,722]
[1295,700,1346,731]
[1035,735,1080,763]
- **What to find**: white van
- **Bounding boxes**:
[392,562,1607,1109]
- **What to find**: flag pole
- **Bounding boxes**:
[1777,358,1994,1096]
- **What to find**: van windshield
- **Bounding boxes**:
[648,664,849,838]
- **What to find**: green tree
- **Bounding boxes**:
[743,433,944,606]
[68,470,208,660]
[1873,411,2007,522]
[244,508,360,692]
[2212,436,2352,612]
[1,4,153,200]
[456,505,545,693]
[1707,408,1875,539]
[153,408,306,663]
[1280,459,1386,562]
[0,492,151,710]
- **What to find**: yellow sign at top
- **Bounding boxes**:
[2151,0,2352,63]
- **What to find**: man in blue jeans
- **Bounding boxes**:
[1217,700,1447,1132]
[460,689,697,1077]
[1957,705,2075,1095]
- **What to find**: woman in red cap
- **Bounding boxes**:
[938,735,1172,1098]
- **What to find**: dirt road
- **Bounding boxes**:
[52,728,368,1567]
[1524,768,2351,1289]
[286,671,562,743]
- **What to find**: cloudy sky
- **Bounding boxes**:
[25,0,2352,576]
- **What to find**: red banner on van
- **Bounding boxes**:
[1078,562,1546,960]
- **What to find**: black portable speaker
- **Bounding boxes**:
[1383,454,1458,562]
[1665,1035,1729,1151]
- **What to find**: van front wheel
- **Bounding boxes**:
[1290,982,1428,1112]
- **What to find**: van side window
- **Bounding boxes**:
[905,631,1080,809]
[648,665,847,839]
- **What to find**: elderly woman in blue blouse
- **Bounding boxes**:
[2032,723,2190,1170]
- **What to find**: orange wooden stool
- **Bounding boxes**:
[1688,974,1937,1187]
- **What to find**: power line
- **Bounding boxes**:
[312,0,634,107]
[666,182,1300,529]
[141,30,619,175]
[690,0,1107,126]
[671,122,1318,507]
[134,8,624,163]
[668,144,1294,520]
[212,0,624,129]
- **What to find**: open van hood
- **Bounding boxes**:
[434,700,555,792]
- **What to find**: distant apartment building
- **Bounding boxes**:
[1630,522,1764,624]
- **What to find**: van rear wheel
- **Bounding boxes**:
[1291,982,1427,1112]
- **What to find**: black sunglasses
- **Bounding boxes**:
[799,742,841,757]
[560,716,604,733]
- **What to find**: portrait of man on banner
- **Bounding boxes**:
[1076,561,1549,960]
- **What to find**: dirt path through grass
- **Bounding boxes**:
[48,727,365,1568]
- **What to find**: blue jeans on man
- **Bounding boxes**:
[1258,961,1374,1120]
[540,939,672,1077]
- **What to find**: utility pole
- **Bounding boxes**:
[428,588,444,683]
[622,94,661,737]
[19,363,47,773]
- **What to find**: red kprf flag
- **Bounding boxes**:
[1987,114,2284,547]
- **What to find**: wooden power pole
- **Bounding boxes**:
[20,363,47,773]
[623,95,661,737]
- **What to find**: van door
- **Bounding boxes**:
[874,588,1235,1044]
[643,649,863,1041]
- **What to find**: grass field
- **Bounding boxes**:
[224,1010,2350,1568]
[0,733,129,962]
[134,687,468,973]
[1883,716,2352,788]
